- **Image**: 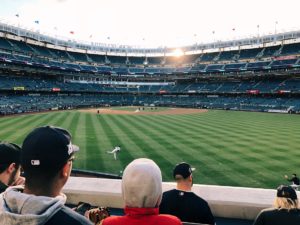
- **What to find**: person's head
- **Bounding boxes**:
[122,158,162,208]
[0,142,22,186]
[173,162,195,190]
[292,174,297,178]
[274,185,299,210]
[21,126,79,195]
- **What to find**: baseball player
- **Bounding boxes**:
[107,146,121,160]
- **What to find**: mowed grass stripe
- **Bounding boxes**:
[66,112,80,143]
[0,112,63,144]
[0,109,299,188]
[0,114,31,128]
[72,112,87,169]
[83,113,105,171]
[11,112,71,144]
[90,114,119,172]
[111,115,176,179]
[110,115,151,158]
[132,115,241,185]
[87,114,115,171]
[65,112,81,169]
[172,112,298,156]
[0,114,40,137]
[95,115,124,173]
[134,115,242,186]
[137,112,296,186]
[101,115,136,170]
[184,113,296,185]
[95,115,131,173]
[48,111,75,128]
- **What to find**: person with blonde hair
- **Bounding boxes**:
[253,185,300,225]
[99,158,181,225]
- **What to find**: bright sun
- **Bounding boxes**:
[173,49,184,57]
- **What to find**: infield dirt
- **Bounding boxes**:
[79,107,208,115]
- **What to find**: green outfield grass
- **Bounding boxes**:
[1,109,300,189]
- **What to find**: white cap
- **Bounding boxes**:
[122,158,162,208]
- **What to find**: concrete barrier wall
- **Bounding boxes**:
[63,177,299,220]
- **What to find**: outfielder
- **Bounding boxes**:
[107,146,121,160]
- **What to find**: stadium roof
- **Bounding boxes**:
[0,0,300,48]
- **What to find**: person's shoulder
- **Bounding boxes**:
[157,214,182,224]
[163,189,178,195]
[101,216,123,225]
[260,207,278,213]
[190,192,209,202]
[256,207,279,218]
[46,206,93,225]
[162,189,179,198]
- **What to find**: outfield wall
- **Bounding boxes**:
[63,177,299,220]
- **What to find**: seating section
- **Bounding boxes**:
[0,36,299,75]
[0,35,300,115]
[0,74,299,115]
[218,50,239,61]
[1,92,299,116]
[239,48,261,59]
[280,43,300,55]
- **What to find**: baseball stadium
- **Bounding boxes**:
[0,1,300,224]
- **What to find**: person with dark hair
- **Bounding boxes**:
[0,126,92,225]
[159,162,215,225]
[253,185,300,225]
[101,158,181,225]
[0,142,24,193]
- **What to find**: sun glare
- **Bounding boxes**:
[173,49,184,57]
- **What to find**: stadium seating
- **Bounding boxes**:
[280,42,300,56]
[239,48,262,60]
[0,30,300,115]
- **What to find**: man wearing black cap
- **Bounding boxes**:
[159,162,215,224]
[0,142,24,193]
[253,185,300,225]
[0,126,92,225]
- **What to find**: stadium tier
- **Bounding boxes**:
[0,24,300,115]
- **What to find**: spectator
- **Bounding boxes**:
[0,126,92,225]
[159,162,215,224]
[253,185,300,225]
[100,158,181,225]
[0,142,24,193]
[285,174,300,186]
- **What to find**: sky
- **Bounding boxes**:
[0,0,299,48]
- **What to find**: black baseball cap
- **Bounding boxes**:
[0,142,21,165]
[173,162,195,179]
[277,185,297,200]
[21,126,79,171]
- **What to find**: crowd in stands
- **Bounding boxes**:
[1,75,300,94]
[0,36,300,76]
[0,93,300,116]
[0,34,300,116]
[0,74,300,115]
[1,126,300,225]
